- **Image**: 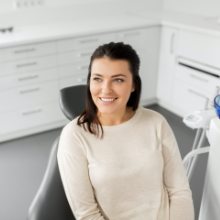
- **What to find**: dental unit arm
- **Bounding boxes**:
[182,94,220,181]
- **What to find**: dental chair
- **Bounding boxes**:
[27,84,87,220]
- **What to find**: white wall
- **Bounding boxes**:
[164,0,220,17]
[0,0,163,27]
[0,0,163,14]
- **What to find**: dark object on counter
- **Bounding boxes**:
[0,26,14,33]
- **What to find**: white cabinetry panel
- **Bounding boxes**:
[0,101,63,135]
[157,26,179,107]
[157,26,220,117]
[0,41,56,62]
[173,81,211,116]
[0,55,57,76]
[0,81,58,113]
[178,30,220,69]
[0,68,58,90]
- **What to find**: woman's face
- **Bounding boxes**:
[90,57,134,117]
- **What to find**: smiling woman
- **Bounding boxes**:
[57,42,195,220]
[90,57,135,126]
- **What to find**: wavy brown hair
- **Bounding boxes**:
[77,42,141,138]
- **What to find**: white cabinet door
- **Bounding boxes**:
[157,26,179,108]
[171,29,220,117]
[178,30,220,69]
[116,27,160,104]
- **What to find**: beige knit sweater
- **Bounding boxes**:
[57,107,194,220]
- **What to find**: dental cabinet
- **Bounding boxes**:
[157,26,220,117]
[0,25,160,142]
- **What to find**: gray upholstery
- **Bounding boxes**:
[27,84,87,220]
[60,84,87,120]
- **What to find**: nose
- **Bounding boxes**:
[101,80,112,94]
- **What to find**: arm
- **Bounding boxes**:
[160,119,195,220]
[57,123,106,220]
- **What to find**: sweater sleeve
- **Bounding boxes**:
[57,123,106,220]
[160,118,195,220]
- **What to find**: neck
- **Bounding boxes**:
[98,107,135,126]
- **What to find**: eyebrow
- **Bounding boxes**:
[92,73,127,78]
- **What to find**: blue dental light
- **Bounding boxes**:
[214,94,220,118]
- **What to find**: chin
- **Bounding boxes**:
[97,106,119,115]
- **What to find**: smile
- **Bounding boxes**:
[99,97,117,102]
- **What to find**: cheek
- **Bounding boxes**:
[90,83,99,98]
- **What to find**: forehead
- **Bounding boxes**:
[91,57,131,76]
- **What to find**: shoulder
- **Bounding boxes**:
[138,106,166,124]
[138,107,172,137]
[58,117,87,153]
[61,117,85,136]
[61,117,82,136]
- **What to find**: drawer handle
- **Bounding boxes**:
[19,87,40,94]
[22,108,42,116]
[14,48,36,54]
[18,75,39,81]
[79,39,98,44]
[16,62,37,68]
[78,52,91,57]
[188,89,207,99]
[189,74,208,83]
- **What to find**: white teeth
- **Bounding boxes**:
[100,98,115,102]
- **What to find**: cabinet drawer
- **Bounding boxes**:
[57,33,114,52]
[59,74,87,89]
[0,41,56,63]
[0,55,57,76]
[175,64,219,97]
[116,29,144,48]
[0,101,64,135]
[0,81,59,113]
[0,68,58,91]
[59,63,89,78]
[172,80,212,116]
[57,48,93,65]
[178,30,220,69]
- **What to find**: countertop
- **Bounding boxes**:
[132,10,220,36]
[1,7,220,47]
[0,7,159,47]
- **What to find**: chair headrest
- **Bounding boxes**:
[59,84,87,120]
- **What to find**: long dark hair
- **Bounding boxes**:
[77,42,142,137]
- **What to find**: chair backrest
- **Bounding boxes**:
[60,84,87,120]
[27,84,87,220]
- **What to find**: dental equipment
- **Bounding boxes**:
[183,94,220,181]
[214,94,220,118]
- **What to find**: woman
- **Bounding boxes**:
[57,42,194,220]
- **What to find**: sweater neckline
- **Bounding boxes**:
[102,106,142,131]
